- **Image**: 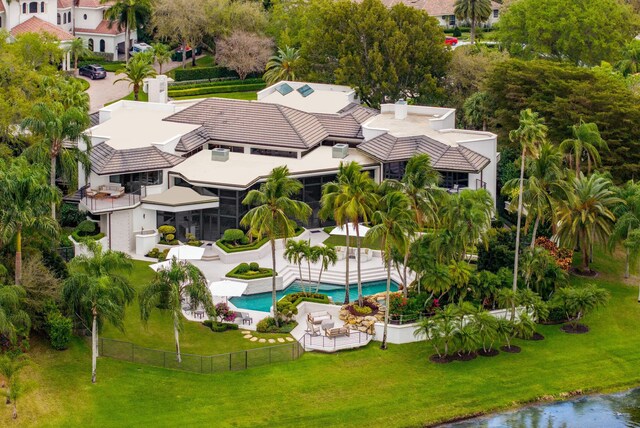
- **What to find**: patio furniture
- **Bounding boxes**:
[321,319,334,330]
[448,184,459,194]
[307,311,332,324]
[194,310,205,319]
[240,312,253,325]
[325,326,350,338]
[306,320,321,336]
[97,184,125,198]
[85,188,97,198]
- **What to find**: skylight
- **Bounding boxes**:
[275,83,294,96]
[297,84,314,97]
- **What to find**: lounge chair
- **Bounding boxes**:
[325,326,350,338]
[307,320,321,336]
[307,311,332,324]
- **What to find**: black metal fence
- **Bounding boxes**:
[99,337,304,374]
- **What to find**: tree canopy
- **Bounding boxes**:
[497,0,639,66]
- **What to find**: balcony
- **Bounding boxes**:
[79,184,146,214]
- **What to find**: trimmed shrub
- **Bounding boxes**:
[452,26,462,37]
[222,229,245,244]
[257,317,297,333]
[169,78,263,90]
[46,311,73,350]
[203,319,239,332]
[352,305,373,315]
[61,203,86,227]
[236,263,250,274]
[76,220,96,235]
[249,262,259,271]
[174,66,238,81]
[158,225,176,235]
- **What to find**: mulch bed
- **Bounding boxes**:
[345,300,380,317]
[529,332,545,341]
[477,349,500,357]
[454,352,478,362]
[500,345,522,353]
[429,354,455,364]
[570,267,599,278]
[561,323,590,334]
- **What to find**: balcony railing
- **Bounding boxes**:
[79,185,147,213]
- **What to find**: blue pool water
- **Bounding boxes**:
[230,280,398,312]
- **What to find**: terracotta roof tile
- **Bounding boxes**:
[0,2,5,13]
[372,0,501,16]
[10,17,74,41]
[57,0,74,9]
[75,19,123,35]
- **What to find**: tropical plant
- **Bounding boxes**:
[140,258,213,363]
[151,43,171,75]
[367,189,413,349]
[310,245,338,291]
[508,109,547,318]
[471,308,498,353]
[615,39,640,77]
[448,260,473,302]
[495,317,515,350]
[609,181,640,278]
[263,46,301,85]
[454,0,492,44]
[114,55,157,101]
[463,90,491,131]
[0,159,59,285]
[517,288,549,321]
[560,120,608,178]
[554,284,610,330]
[0,285,30,343]
[103,0,153,63]
[625,229,640,301]
[62,242,134,383]
[320,161,378,305]
[21,101,90,218]
[425,305,459,357]
[497,287,518,322]
[284,239,312,293]
[512,312,537,340]
[67,38,91,71]
[556,173,621,272]
[0,353,28,418]
[241,166,311,326]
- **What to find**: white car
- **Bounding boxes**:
[130,43,152,54]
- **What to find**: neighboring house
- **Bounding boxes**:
[376,0,502,29]
[72,80,497,254]
[0,0,134,61]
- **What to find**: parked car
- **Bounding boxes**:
[171,45,202,62]
[78,64,107,80]
[445,36,458,46]
[130,43,153,55]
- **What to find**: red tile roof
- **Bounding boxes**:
[57,0,74,8]
[0,2,5,13]
[78,0,113,8]
[10,17,74,41]
[75,20,123,35]
[370,0,501,16]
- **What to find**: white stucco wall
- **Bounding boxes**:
[459,136,498,204]
[76,7,103,29]
[109,209,133,253]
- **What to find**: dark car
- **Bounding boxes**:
[79,64,107,80]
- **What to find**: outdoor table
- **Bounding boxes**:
[321,320,335,330]
[194,310,205,319]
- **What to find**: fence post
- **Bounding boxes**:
[269,347,272,364]
[200,355,203,373]
[229,353,232,371]
[245,350,248,369]
[131,343,135,362]
[164,351,166,368]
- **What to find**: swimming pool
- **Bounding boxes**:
[229,280,399,312]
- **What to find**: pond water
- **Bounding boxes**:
[229,280,398,312]
[441,388,640,428]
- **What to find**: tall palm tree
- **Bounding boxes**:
[263,46,301,85]
[615,40,640,77]
[367,190,413,350]
[503,142,572,245]
[102,0,153,63]
[284,239,311,294]
[320,162,378,306]
[151,43,171,74]
[508,109,547,314]
[67,38,90,72]
[0,285,30,343]
[311,245,338,291]
[21,102,90,218]
[454,0,492,44]
[560,120,608,178]
[241,166,311,326]
[0,159,59,285]
[463,91,491,131]
[609,181,640,278]
[139,259,213,363]
[556,173,622,272]
[63,242,134,383]
[114,55,157,101]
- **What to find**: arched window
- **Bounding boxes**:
[57,13,61,25]
[0,17,2,28]
[63,13,66,24]
[88,38,94,51]
[22,3,27,13]
[99,40,105,52]
[40,1,45,13]
[29,2,37,13]
[84,14,87,20]
[68,11,71,21]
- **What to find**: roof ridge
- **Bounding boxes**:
[278,104,327,149]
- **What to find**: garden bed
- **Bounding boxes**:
[561,323,590,334]
[226,262,275,280]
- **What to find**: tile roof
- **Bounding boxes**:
[0,2,5,12]
[90,143,185,175]
[176,126,210,153]
[88,112,100,128]
[78,0,113,7]
[75,20,123,35]
[165,98,328,151]
[373,0,501,16]
[10,16,74,41]
[57,0,74,9]
[357,134,490,172]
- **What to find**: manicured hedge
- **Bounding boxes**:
[226,263,276,280]
[168,82,267,98]
[71,230,105,242]
[168,78,264,91]
[203,320,239,332]
[216,236,269,253]
[174,66,238,82]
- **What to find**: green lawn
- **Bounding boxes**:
[323,234,382,250]
[4,250,640,426]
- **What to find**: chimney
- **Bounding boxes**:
[332,143,349,159]
[211,148,230,162]
[395,99,408,120]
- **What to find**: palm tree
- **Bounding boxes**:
[311,245,338,291]
[463,91,490,131]
[556,173,622,272]
[151,43,172,75]
[609,181,640,278]
[554,284,610,330]
[21,102,90,218]
[284,239,311,294]
[102,0,153,63]
[139,259,213,363]
[448,259,472,302]
[263,46,301,85]
[0,159,59,285]
[503,142,572,245]
[0,285,30,343]
[367,190,413,349]
[62,242,134,383]
[241,166,311,326]
[509,109,547,317]
[67,38,90,72]
[454,0,492,44]
[471,308,498,354]
[320,161,378,306]
[615,40,640,76]
[560,120,608,178]
[114,55,157,101]
[0,353,28,417]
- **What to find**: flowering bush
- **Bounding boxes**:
[215,302,236,322]
[535,237,573,271]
